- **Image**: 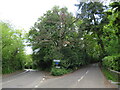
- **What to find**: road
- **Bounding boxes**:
[2,70,45,88]
[2,63,117,88]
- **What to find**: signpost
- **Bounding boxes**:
[53,60,60,62]
[53,59,60,68]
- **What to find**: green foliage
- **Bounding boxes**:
[32,46,53,71]
[24,55,33,69]
[102,24,119,55]
[28,6,83,71]
[76,1,108,58]
[76,1,120,72]
[1,1,119,76]
[101,2,120,73]
[51,68,70,76]
[102,2,120,56]
[60,47,80,69]
[101,67,120,83]
[28,2,120,76]
[102,54,120,71]
[1,22,27,74]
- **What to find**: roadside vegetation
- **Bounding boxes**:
[1,22,33,74]
[1,1,120,79]
[1,22,24,74]
[51,68,72,76]
[101,67,120,83]
[28,1,120,76]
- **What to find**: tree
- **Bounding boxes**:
[1,22,27,74]
[75,1,109,59]
[75,1,120,71]
[28,6,84,70]
[109,2,120,53]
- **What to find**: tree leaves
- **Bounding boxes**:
[1,22,27,74]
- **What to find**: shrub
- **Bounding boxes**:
[102,54,120,71]
[51,68,69,76]
[101,67,120,82]
[60,47,80,69]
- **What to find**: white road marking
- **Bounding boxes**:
[34,77,46,88]
[78,76,84,82]
[42,78,45,81]
[78,70,89,82]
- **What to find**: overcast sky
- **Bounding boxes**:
[0,0,78,31]
[0,0,78,54]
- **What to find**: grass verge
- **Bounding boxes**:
[101,66,120,84]
[51,68,72,76]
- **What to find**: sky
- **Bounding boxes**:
[0,0,78,31]
[0,0,78,54]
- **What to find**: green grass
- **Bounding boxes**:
[101,67,120,83]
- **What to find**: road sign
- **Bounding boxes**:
[55,62,59,65]
[53,60,60,62]
[53,59,61,68]
[56,66,60,68]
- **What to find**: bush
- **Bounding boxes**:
[102,54,120,71]
[51,68,70,76]
[60,47,80,69]
[101,67,120,82]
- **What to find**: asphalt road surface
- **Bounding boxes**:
[2,70,45,88]
[2,63,117,88]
